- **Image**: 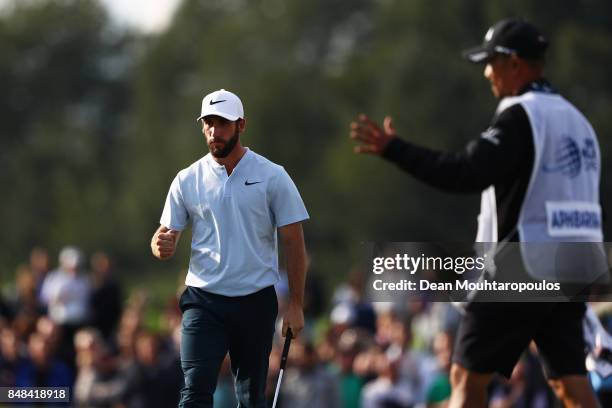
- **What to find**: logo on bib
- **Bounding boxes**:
[542,136,598,178]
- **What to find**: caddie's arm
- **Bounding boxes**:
[350,108,531,194]
[151,225,182,260]
[278,221,307,338]
[350,114,396,155]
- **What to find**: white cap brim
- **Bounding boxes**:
[196,111,241,122]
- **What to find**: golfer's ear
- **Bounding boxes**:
[237,118,246,132]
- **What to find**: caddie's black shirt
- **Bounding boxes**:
[381,80,558,241]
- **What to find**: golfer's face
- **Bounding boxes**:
[202,116,237,154]
[484,55,514,98]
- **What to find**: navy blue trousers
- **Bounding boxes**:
[178,285,277,408]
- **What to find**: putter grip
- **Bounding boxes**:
[280,328,293,370]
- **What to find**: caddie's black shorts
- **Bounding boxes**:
[453,301,587,379]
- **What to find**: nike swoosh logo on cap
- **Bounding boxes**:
[210,100,226,105]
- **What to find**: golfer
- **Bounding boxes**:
[351,18,602,408]
[151,89,309,408]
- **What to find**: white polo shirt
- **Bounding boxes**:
[160,148,309,296]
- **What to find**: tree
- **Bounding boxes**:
[0,0,134,274]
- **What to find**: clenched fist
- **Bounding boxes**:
[151,226,181,260]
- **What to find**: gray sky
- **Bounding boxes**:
[0,0,183,33]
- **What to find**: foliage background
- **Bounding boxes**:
[1,0,610,302]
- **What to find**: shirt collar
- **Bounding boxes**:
[518,78,557,95]
[205,147,252,175]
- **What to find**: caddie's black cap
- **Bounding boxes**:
[463,18,549,63]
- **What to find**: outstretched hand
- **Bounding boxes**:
[350,114,396,155]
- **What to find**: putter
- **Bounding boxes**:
[271,327,293,408]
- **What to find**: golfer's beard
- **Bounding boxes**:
[210,129,239,158]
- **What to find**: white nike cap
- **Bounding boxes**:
[197,89,244,122]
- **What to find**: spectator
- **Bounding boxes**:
[425,331,454,408]
[30,246,51,303]
[11,310,38,344]
[0,295,11,322]
[36,316,74,369]
[15,332,73,387]
[407,301,460,352]
[331,269,377,335]
[73,328,125,408]
[0,327,26,386]
[360,345,412,408]
[353,343,386,385]
[115,306,143,362]
[89,251,122,340]
[316,326,340,367]
[361,313,436,407]
[389,315,437,404]
[8,264,44,318]
[281,339,341,408]
[40,246,91,332]
[334,328,371,408]
[122,330,182,408]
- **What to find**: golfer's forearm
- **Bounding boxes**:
[284,237,307,307]
[286,260,306,307]
[279,223,307,306]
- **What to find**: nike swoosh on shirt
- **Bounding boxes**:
[481,127,501,145]
[245,180,263,186]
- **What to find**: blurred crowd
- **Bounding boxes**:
[1,247,612,407]
[0,246,182,407]
[270,270,553,408]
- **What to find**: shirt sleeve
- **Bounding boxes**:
[269,167,309,227]
[160,174,189,231]
[381,104,533,193]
